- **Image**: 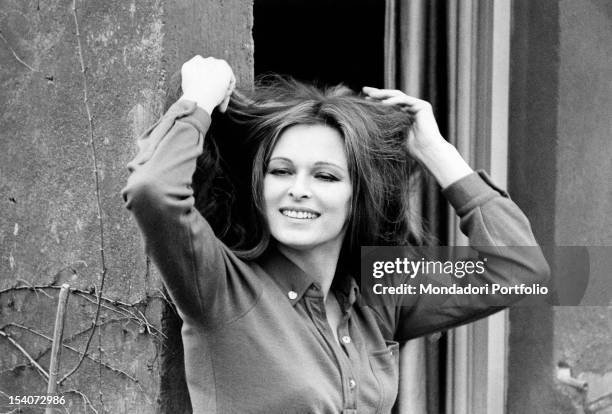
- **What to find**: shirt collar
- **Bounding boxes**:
[257,246,360,311]
[257,246,316,306]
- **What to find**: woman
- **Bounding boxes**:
[123,56,549,413]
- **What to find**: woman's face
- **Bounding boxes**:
[263,124,352,253]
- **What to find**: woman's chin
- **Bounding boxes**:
[273,235,344,255]
[275,239,317,252]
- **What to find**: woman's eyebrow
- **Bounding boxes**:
[268,157,291,163]
[314,161,347,171]
[268,157,347,171]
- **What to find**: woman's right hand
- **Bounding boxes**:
[180,55,236,115]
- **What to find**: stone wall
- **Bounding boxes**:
[0,0,253,412]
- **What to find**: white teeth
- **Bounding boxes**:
[281,209,318,219]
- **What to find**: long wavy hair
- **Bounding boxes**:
[164,73,426,269]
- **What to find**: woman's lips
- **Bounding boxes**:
[279,208,321,219]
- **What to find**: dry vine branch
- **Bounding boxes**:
[0,284,167,310]
[0,322,150,409]
[70,292,166,338]
[2,323,141,384]
[52,0,109,392]
[62,389,99,414]
[14,278,52,299]
[0,30,38,72]
[0,329,49,380]
[61,317,150,344]
[0,284,167,339]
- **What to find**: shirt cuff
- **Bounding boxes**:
[442,170,509,216]
[168,99,212,134]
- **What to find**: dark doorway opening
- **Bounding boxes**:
[253,0,385,91]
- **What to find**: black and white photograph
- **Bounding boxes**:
[1,0,611,413]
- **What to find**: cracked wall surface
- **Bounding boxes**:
[0,0,253,412]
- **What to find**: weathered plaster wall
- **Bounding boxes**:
[508,0,612,413]
[0,0,253,412]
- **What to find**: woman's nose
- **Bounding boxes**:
[288,176,312,199]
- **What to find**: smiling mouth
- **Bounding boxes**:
[280,208,321,219]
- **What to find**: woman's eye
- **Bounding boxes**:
[316,173,339,182]
[268,168,291,176]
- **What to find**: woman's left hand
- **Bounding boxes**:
[362,87,447,162]
[363,87,473,188]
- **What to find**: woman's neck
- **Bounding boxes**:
[277,243,341,299]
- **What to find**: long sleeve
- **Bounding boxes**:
[122,100,258,327]
[370,171,551,341]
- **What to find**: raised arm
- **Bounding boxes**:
[362,87,473,188]
[362,87,550,341]
[122,57,245,326]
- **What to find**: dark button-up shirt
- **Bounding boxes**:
[122,100,549,413]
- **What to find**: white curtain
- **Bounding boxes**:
[384,1,489,412]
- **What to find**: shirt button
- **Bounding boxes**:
[348,379,356,389]
[288,291,298,300]
[341,335,351,344]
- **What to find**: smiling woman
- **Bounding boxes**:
[264,124,352,255]
[122,56,549,413]
[218,73,425,267]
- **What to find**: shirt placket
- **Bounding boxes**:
[337,310,359,414]
[303,287,358,413]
